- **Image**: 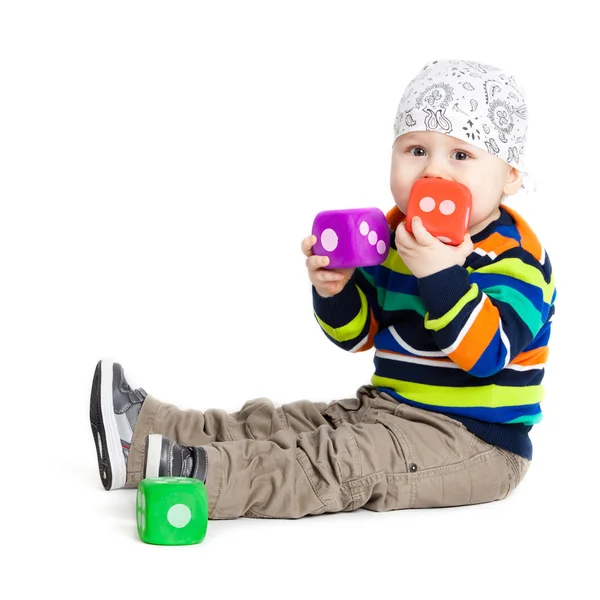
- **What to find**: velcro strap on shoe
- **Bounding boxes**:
[191,446,208,483]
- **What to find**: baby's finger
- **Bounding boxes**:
[395,221,415,249]
[301,235,317,257]
[458,232,474,255]
[316,269,347,282]
[411,217,435,246]
[306,254,330,271]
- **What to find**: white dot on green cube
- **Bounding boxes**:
[137,511,141,528]
[142,493,145,510]
[142,513,145,531]
[137,490,141,507]
[167,503,192,528]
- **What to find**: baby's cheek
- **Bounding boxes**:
[390,181,409,213]
[466,204,487,229]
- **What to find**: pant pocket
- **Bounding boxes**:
[373,410,514,509]
[405,447,511,508]
[355,413,414,512]
[320,392,371,426]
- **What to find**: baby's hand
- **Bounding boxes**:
[301,235,355,298]
[395,217,473,278]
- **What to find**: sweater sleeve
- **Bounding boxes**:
[312,266,383,353]
[417,248,556,377]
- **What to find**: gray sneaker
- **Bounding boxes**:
[90,360,147,490]
[144,434,207,483]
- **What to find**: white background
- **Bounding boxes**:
[1,1,597,598]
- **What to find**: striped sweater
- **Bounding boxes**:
[312,204,556,459]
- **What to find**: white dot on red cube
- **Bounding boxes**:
[439,200,456,215]
[437,236,452,243]
[419,196,436,212]
[321,228,338,251]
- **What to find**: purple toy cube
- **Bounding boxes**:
[312,207,390,269]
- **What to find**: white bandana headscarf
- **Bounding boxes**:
[393,59,534,192]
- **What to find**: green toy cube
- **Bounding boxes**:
[136,477,208,545]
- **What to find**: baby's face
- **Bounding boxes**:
[390,130,521,235]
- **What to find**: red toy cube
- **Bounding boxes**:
[405,178,472,245]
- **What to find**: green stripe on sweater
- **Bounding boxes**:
[371,375,544,408]
[314,285,368,342]
[468,257,555,303]
[359,268,427,315]
[484,285,543,336]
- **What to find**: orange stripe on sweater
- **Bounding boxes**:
[511,346,549,366]
[502,205,543,261]
[356,308,379,353]
[474,231,519,255]
[448,297,498,370]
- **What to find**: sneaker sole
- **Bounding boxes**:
[145,434,163,479]
[89,360,127,490]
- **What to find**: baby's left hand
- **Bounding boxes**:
[395,216,474,279]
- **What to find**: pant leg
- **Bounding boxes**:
[126,391,334,488]
[128,385,530,519]
[197,389,530,518]
[202,386,407,519]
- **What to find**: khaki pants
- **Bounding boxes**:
[126,385,530,519]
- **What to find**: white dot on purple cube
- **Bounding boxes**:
[359,221,369,236]
[321,228,338,252]
[439,199,456,215]
[419,196,436,212]
[377,240,387,254]
[368,231,377,245]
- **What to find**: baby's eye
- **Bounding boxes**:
[452,150,471,161]
[408,146,426,157]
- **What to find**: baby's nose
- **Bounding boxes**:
[422,163,447,179]
[422,174,447,183]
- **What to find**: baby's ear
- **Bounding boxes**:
[503,167,522,196]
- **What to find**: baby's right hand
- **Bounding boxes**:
[301,235,355,298]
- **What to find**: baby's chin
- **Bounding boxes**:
[393,199,409,215]
[467,208,501,236]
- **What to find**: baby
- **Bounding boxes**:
[90,59,555,518]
